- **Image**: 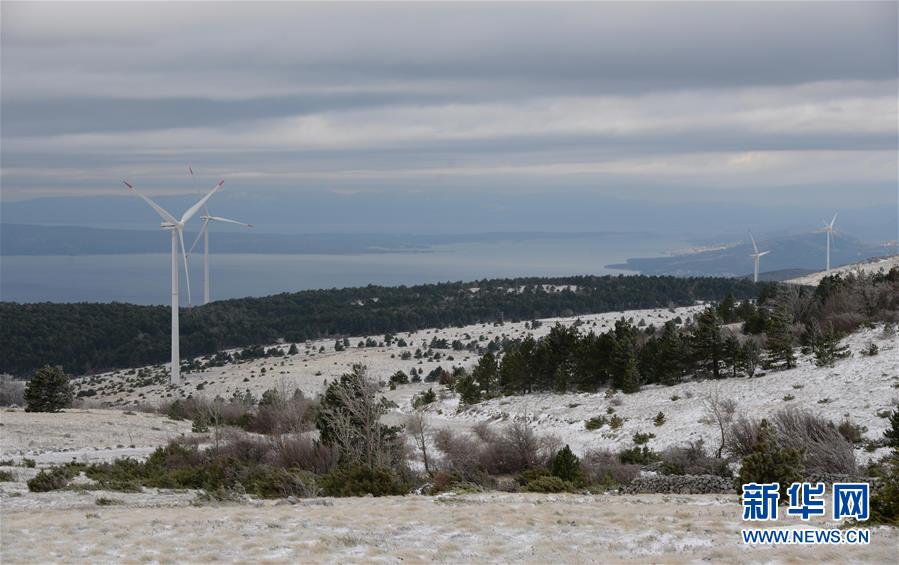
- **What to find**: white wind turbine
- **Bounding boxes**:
[823,212,838,273]
[187,167,252,305]
[749,232,770,283]
[123,179,224,384]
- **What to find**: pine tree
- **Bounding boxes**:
[611,320,641,393]
[883,408,899,452]
[765,308,796,369]
[655,321,686,385]
[550,445,581,483]
[690,308,724,379]
[455,372,481,405]
[738,419,804,499]
[813,322,850,368]
[24,365,73,413]
[738,339,762,377]
[471,352,498,397]
[723,333,741,378]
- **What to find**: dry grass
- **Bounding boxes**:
[1,492,896,563]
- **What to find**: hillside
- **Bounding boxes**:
[0,274,763,376]
[786,254,899,286]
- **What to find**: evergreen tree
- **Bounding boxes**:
[765,308,796,369]
[654,321,686,385]
[24,365,73,413]
[550,445,581,483]
[738,419,804,500]
[471,352,498,397]
[611,320,641,393]
[812,322,850,367]
[723,333,741,378]
[691,308,724,379]
[287,343,299,355]
[717,293,737,323]
[883,408,899,451]
[738,339,762,378]
[455,372,481,405]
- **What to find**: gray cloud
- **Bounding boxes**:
[1,1,896,217]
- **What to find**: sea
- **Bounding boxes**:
[1,234,684,305]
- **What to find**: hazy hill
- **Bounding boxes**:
[607,232,895,277]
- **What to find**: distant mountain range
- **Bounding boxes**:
[607,232,897,279]
[0,223,637,256]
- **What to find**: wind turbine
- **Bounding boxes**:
[187,167,252,305]
[749,232,770,283]
[123,179,224,384]
[823,212,837,273]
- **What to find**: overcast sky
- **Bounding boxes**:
[1,2,896,219]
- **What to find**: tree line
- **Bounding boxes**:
[451,269,899,400]
[1,275,765,377]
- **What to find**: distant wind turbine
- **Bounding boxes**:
[749,232,770,283]
[822,212,838,273]
[187,167,252,304]
[123,179,224,384]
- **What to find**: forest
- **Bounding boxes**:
[451,269,899,400]
[1,274,765,376]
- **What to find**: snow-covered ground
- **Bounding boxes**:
[786,254,899,286]
[73,304,706,405]
[67,302,898,467]
[2,490,897,563]
[395,324,897,465]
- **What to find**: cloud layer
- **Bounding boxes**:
[1,2,896,211]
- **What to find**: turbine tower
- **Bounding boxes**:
[188,167,252,304]
[124,179,223,384]
[749,232,770,283]
[189,212,252,304]
[823,212,837,273]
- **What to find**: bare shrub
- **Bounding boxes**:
[433,428,484,481]
[701,387,737,458]
[0,376,25,406]
[406,413,433,476]
[660,440,730,477]
[268,435,339,474]
[433,419,556,479]
[726,417,761,458]
[581,449,640,486]
[727,408,856,475]
[772,407,856,475]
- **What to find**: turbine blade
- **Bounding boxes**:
[181,180,224,224]
[188,219,208,255]
[123,181,178,225]
[207,216,253,227]
[749,232,758,254]
[759,251,770,257]
[830,212,838,227]
[177,227,192,307]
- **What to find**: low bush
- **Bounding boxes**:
[0,470,14,482]
[659,441,731,477]
[584,416,608,431]
[521,475,573,493]
[633,432,655,445]
[320,466,408,497]
[609,415,624,430]
[618,446,659,465]
[727,408,857,475]
[581,449,640,486]
[653,412,666,427]
[433,421,557,480]
[737,420,803,499]
[412,388,437,409]
[27,466,79,492]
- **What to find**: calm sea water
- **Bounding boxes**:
[1,235,682,305]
